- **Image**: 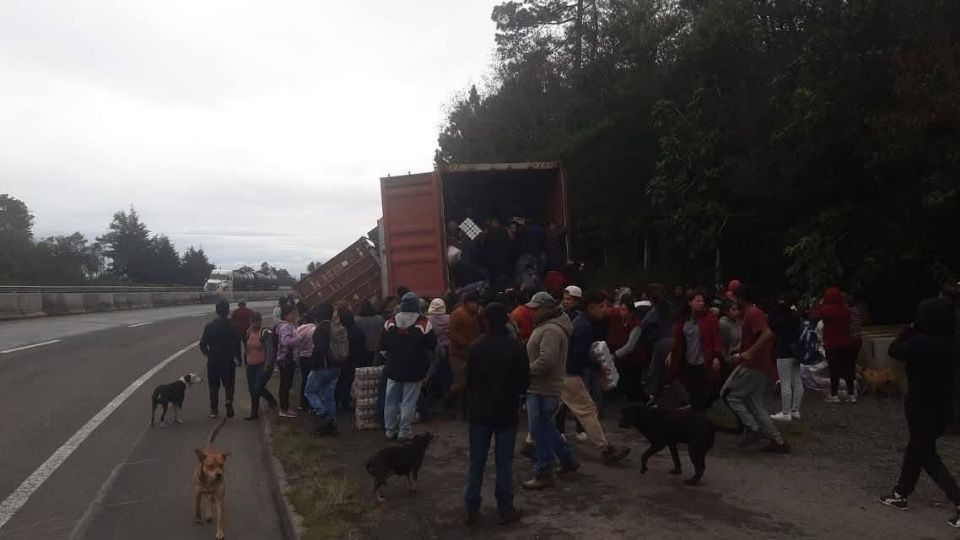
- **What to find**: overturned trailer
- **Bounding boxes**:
[294,237,382,310]
[380,162,569,298]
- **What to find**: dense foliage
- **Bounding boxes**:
[0,194,292,287]
[437,0,960,322]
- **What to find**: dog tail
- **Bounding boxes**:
[207,416,227,447]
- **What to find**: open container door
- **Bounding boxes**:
[380,172,447,298]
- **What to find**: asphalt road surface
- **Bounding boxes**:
[0,302,284,540]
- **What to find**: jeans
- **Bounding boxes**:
[246,363,276,416]
[776,357,803,414]
[384,378,423,439]
[305,367,341,420]
[278,361,296,411]
[722,365,783,443]
[526,394,575,476]
[207,361,236,413]
[465,424,517,516]
[644,338,673,400]
[895,404,960,505]
[299,356,317,409]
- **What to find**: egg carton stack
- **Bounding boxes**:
[352,366,384,430]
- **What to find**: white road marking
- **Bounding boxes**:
[0,340,62,354]
[127,322,153,328]
[0,341,198,533]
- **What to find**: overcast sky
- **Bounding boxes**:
[0,0,498,275]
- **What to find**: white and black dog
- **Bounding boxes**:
[151,373,203,427]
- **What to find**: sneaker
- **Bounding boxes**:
[576,431,588,442]
[601,445,631,465]
[880,492,908,510]
[278,409,297,418]
[386,432,398,441]
[948,509,960,528]
[498,507,524,526]
[791,411,802,420]
[847,393,859,404]
[208,411,219,419]
[825,395,842,404]
[770,412,793,423]
[518,441,535,460]
[761,440,791,454]
[465,508,480,525]
[738,430,762,449]
[225,402,235,419]
[521,475,555,491]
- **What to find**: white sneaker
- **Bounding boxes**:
[576,431,588,442]
[770,412,792,423]
[791,411,802,420]
[847,393,859,404]
[825,395,842,404]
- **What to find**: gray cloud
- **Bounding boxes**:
[0,0,498,274]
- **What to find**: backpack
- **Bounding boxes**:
[328,320,350,364]
[260,327,277,368]
[796,321,823,365]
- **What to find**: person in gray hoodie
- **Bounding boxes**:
[522,292,579,490]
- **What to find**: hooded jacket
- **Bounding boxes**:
[889,298,960,424]
[449,305,481,358]
[811,287,857,350]
[381,312,437,382]
[526,310,573,396]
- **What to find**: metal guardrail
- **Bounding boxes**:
[0,285,199,293]
[0,285,294,294]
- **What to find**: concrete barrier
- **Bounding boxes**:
[128,292,151,309]
[83,292,115,313]
[113,292,131,310]
[16,293,44,318]
[0,294,21,320]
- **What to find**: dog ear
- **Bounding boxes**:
[195,448,206,461]
[221,452,230,461]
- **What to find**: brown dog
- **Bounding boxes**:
[194,417,229,539]
[859,367,901,396]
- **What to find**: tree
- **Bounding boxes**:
[143,234,181,284]
[306,261,323,273]
[34,232,97,285]
[97,207,152,282]
[180,246,215,287]
[0,194,34,282]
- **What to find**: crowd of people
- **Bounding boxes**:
[196,277,960,529]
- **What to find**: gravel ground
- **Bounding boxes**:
[275,385,960,540]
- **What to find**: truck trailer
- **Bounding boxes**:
[379,162,568,298]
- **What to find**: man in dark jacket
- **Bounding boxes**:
[199,300,242,418]
[560,291,630,465]
[882,297,960,529]
[306,303,340,435]
[464,303,529,526]
[382,292,437,440]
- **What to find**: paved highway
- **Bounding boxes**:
[0,302,284,540]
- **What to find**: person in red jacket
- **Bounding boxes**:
[669,291,722,411]
[230,300,253,353]
[811,287,861,403]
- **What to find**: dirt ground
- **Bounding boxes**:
[270,386,960,540]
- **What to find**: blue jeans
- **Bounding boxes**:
[465,424,517,516]
[305,367,340,420]
[384,378,422,439]
[526,394,575,476]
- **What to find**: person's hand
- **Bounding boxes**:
[711,358,720,371]
[740,350,753,362]
[665,353,672,369]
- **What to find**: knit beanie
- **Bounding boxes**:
[400,292,420,313]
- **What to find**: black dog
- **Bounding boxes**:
[151,373,203,427]
[619,402,715,486]
[365,433,433,502]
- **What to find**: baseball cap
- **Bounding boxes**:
[564,286,583,298]
[526,291,559,309]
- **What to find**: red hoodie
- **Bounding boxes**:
[811,287,857,350]
[670,311,722,383]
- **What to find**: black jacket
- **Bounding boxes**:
[312,319,332,369]
[200,317,241,365]
[467,332,530,428]
[567,312,594,376]
[382,315,438,382]
[769,306,801,359]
